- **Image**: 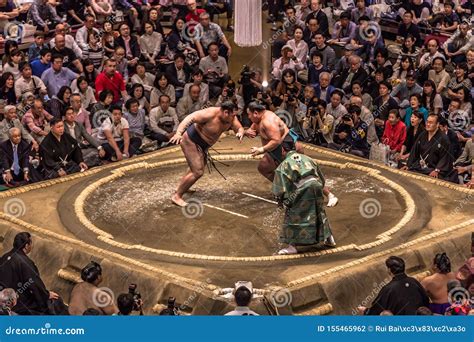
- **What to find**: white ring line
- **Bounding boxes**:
[241,192,278,205]
[203,203,249,219]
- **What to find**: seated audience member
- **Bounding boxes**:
[40,118,88,179]
[14,62,47,101]
[41,54,78,98]
[115,23,140,71]
[68,262,118,315]
[0,105,36,148]
[443,21,472,64]
[0,232,60,315]
[96,106,142,161]
[404,94,429,127]
[305,0,329,38]
[225,286,259,316]
[194,11,232,59]
[348,95,378,145]
[206,0,234,31]
[271,45,305,81]
[149,95,179,144]
[406,114,455,182]
[48,86,72,120]
[28,32,49,62]
[63,107,105,167]
[329,106,369,158]
[30,48,52,78]
[95,59,129,106]
[397,12,422,47]
[116,293,142,316]
[123,98,146,141]
[0,289,18,316]
[372,81,399,138]
[165,54,190,100]
[49,23,83,59]
[151,73,177,109]
[418,39,444,82]
[22,98,53,143]
[351,0,373,22]
[314,72,335,103]
[50,34,83,73]
[199,42,229,99]
[72,76,98,111]
[308,51,327,86]
[131,64,155,96]
[328,11,356,45]
[27,0,63,33]
[70,94,92,134]
[183,69,210,104]
[396,111,425,166]
[310,33,336,70]
[1,128,35,186]
[139,21,163,67]
[421,80,443,116]
[421,253,457,315]
[325,89,348,122]
[454,132,474,185]
[391,71,422,110]
[75,14,101,52]
[382,110,407,156]
[287,27,309,65]
[358,256,429,315]
[439,117,462,161]
[333,55,368,94]
[428,57,451,97]
[176,84,205,122]
[429,1,460,33]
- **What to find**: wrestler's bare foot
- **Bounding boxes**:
[171,193,188,207]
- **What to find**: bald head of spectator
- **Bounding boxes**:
[54,34,66,50]
[190,84,201,101]
[349,55,361,72]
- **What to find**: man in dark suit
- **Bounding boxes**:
[114,23,141,71]
[0,232,60,315]
[333,55,368,93]
[165,54,191,99]
[305,0,329,38]
[1,128,34,186]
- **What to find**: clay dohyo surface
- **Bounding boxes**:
[0,136,472,314]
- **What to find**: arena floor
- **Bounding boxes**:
[0,136,472,315]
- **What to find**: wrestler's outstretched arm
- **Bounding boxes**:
[231,116,245,141]
[244,123,258,139]
[169,109,215,144]
[250,118,283,156]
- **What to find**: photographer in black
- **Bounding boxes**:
[216,80,245,118]
[238,65,263,126]
[303,98,335,146]
[329,105,370,158]
[277,91,307,139]
[116,284,143,316]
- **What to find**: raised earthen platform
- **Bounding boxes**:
[0,135,472,315]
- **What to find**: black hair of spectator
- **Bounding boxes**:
[13,232,32,251]
[389,109,400,118]
[438,116,448,127]
[404,11,413,17]
[141,20,155,33]
[99,89,114,103]
[174,53,185,61]
[380,80,392,92]
[51,54,64,62]
[351,80,363,88]
[416,306,433,315]
[458,87,471,103]
[348,104,361,115]
[63,107,74,117]
[8,49,22,65]
[248,101,266,112]
[171,17,186,34]
[192,67,204,77]
[315,97,327,108]
[375,47,389,60]
[434,253,451,274]
[117,293,134,315]
[450,98,462,107]
[411,110,425,122]
[444,1,454,8]
[234,286,252,307]
[39,48,51,57]
[207,42,219,51]
[125,98,139,111]
[19,61,30,72]
[358,15,370,22]
[432,56,446,67]
[135,63,146,73]
[409,93,422,103]
[159,94,171,103]
[456,62,468,73]
[154,72,170,89]
[221,101,237,112]
[130,83,145,99]
[81,59,93,68]
[281,68,296,83]
[50,117,64,127]
[375,67,386,75]
[386,256,405,275]
[110,105,122,113]
[34,31,45,38]
[3,40,18,57]
[57,86,72,102]
[310,50,324,61]
[84,13,95,21]
[340,11,351,20]
[83,308,102,315]
[284,4,296,12]
[119,22,130,31]
[81,261,102,283]
[331,89,344,99]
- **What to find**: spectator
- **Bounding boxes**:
[271,45,305,80]
[123,98,146,140]
[41,54,78,98]
[199,42,229,99]
[149,94,179,144]
[358,256,429,315]
[333,55,368,94]
[305,0,329,38]
[48,86,72,119]
[397,12,422,47]
[422,253,457,315]
[72,76,97,111]
[206,0,233,31]
[443,21,472,64]
[0,289,18,316]
[0,232,60,315]
[439,116,462,160]
[391,71,422,110]
[314,72,336,103]
[30,48,52,78]
[176,84,204,121]
[325,89,347,122]
[49,23,83,59]
[406,114,455,181]
[454,132,474,185]
[95,59,128,105]
[131,63,156,96]
[115,23,140,71]
[165,54,190,99]
[51,34,83,73]
[28,32,49,62]
[429,57,451,99]
[287,26,309,65]
[0,105,36,147]
[70,93,92,134]
[90,90,114,129]
[351,0,373,22]
[3,49,24,80]
[96,106,142,161]
[28,0,62,33]
[14,62,47,101]
[224,286,259,316]
[40,118,88,179]
[0,127,35,185]
[330,106,369,158]
[329,11,356,45]
[68,262,118,315]
[83,33,105,70]
[139,21,163,67]
[0,72,16,106]
[151,72,176,108]
[75,14,101,52]
[404,94,429,127]
[382,109,407,156]
[183,69,210,104]
[421,80,443,115]
[430,1,459,33]
[372,81,399,138]
[194,12,232,59]
[310,33,336,70]
[22,98,53,143]
[116,293,142,315]
[308,51,327,86]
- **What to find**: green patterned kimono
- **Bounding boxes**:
[272,151,333,245]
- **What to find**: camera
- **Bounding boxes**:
[128,283,142,311]
[239,65,254,86]
[308,107,320,117]
[342,114,352,122]
[226,87,235,98]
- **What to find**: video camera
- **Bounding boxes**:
[128,284,142,312]
[239,65,255,86]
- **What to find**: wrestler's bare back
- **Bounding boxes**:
[251,110,289,145]
[194,107,241,145]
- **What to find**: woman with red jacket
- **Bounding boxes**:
[382,109,407,154]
